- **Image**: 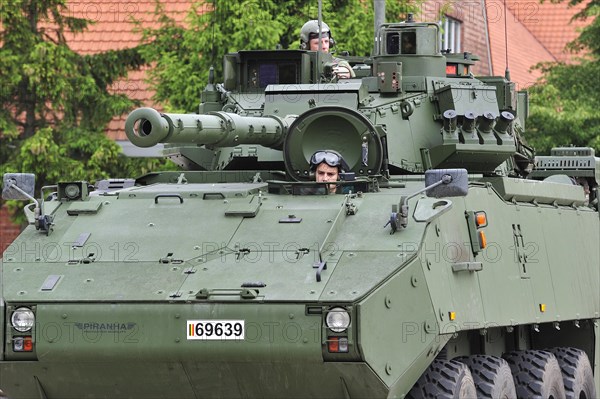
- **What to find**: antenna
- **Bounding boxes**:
[316,0,322,82]
[503,0,511,81]
[374,0,385,55]
[210,0,217,70]
[317,0,323,52]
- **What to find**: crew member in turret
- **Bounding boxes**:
[300,20,355,78]
[310,150,349,194]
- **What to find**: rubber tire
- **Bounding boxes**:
[549,347,596,399]
[457,355,517,399]
[503,349,566,399]
[406,359,477,399]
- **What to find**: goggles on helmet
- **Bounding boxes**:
[308,31,330,41]
[310,150,348,171]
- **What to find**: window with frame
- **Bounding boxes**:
[441,16,461,53]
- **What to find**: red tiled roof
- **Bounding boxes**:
[63,1,192,139]
[64,1,191,54]
[485,0,588,89]
[507,0,590,62]
[486,1,552,89]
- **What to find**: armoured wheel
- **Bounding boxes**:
[503,349,566,399]
[549,347,596,399]
[456,355,516,399]
[406,359,477,399]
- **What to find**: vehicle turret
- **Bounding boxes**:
[125,18,533,178]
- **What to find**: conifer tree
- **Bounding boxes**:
[0,0,165,220]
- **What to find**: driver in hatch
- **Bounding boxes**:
[310,150,350,194]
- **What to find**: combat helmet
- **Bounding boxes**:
[300,20,335,49]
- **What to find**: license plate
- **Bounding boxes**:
[187,320,245,340]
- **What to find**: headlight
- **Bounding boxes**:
[64,183,81,199]
[325,307,350,332]
[11,307,35,332]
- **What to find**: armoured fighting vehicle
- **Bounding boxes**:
[1,17,599,399]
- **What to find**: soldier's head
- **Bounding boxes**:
[300,20,335,52]
[310,150,348,194]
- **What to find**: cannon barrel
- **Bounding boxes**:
[125,107,291,148]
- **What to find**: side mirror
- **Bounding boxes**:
[387,168,469,234]
[425,169,468,198]
[2,173,36,200]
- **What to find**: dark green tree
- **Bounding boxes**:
[0,0,168,221]
[138,0,421,112]
[526,0,600,154]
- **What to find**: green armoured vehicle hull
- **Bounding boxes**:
[1,17,598,399]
